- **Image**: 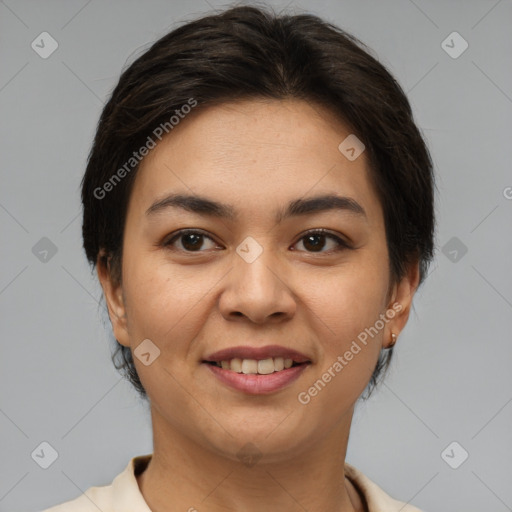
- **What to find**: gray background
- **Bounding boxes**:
[1,0,511,511]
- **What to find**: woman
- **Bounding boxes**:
[44,5,435,511]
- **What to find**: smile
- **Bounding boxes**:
[204,362,310,394]
[202,345,311,394]
[207,357,303,374]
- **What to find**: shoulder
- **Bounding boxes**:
[41,483,114,512]
[344,463,425,512]
[43,483,114,512]
[40,454,152,512]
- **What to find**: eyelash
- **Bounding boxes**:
[162,228,351,254]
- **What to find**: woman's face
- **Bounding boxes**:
[100,99,417,461]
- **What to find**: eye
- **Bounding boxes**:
[163,228,350,254]
[293,229,350,253]
[163,229,220,252]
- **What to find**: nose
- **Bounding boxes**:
[218,247,297,324]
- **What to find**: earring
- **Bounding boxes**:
[388,332,397,348]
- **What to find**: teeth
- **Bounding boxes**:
[257,358,275,375]
[230,358,243,373]
[241,359,258,374]
[214,357,303,374]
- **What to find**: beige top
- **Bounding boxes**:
[42,454,424,512]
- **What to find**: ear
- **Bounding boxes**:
[383,260,421,348]
[96,251,130,348]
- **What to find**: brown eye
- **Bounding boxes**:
[293,230,349,253]
[164,230,218,252]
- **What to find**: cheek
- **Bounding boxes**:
[298,273,387,410]
[310,260,390,338]
[120,253,211,401]
[303,255,389,395]
[122,249,222,344]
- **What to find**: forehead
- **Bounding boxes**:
[129,99,382,224]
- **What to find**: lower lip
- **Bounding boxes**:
[204,363,309,395]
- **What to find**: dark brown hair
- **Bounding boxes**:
[81,4,435,401]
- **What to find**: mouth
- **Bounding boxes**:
[203,357,308,374]
[203,345,311,374]
[202,345,311,394]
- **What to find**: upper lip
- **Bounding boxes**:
[204,345,311,363]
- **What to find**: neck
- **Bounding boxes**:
[137,406,364,512]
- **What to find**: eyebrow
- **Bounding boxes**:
[145,193,367,223]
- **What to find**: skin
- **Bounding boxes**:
[98,99,420,512]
